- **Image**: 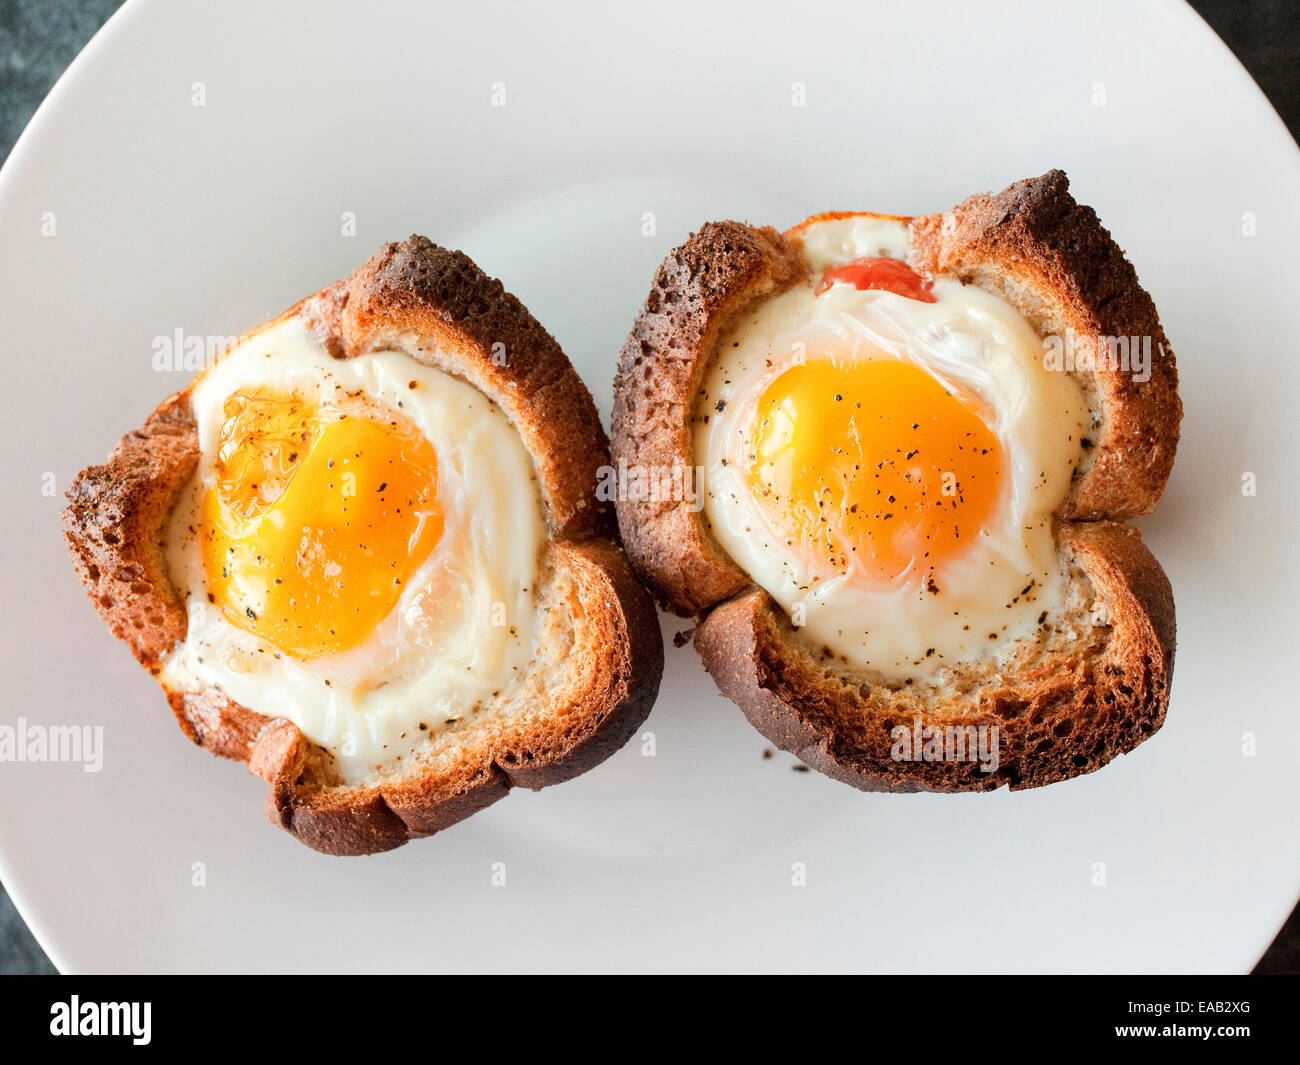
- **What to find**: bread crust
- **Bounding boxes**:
[256,540,663,855]
[910,170,1181,519]
[613,172,1180,790]
[302,236,612,540]
[63,393,198,673]
[694,522,1174,791]
[64,238,663,854]
[611,221,808,615]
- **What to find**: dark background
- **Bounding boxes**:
[1,0,1296,975]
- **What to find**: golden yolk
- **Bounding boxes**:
[745,358,1003,584]
[201,387,442,658]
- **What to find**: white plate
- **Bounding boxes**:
[1,0,1296,974]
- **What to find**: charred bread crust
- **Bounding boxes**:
[614,172,1180,788]
[611,221,808,615]
[301,235,611,540]
[910,170,1180,519]
[64,238,663,855]
[694,522,1174,791]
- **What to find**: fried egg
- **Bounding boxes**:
[161,315,546,782]
[695,214,1091,680]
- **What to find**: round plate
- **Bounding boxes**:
[1,0,1296,974]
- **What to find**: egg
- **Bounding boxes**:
[694,214,1091,680]
[161,315,546,782]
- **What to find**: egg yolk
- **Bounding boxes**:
[201,387,443,658]
[745,358,1003,584]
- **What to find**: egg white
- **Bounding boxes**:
[161,316,547,783]
[696,216,1090,681]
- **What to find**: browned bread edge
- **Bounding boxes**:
[301,236,613,541]
[694,522,1174,791]
[611,221,808,615]
[910,169,1181,520]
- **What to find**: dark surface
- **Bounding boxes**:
[0,0,1296,974]
[0,0,122,163]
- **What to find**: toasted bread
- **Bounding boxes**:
[65,237,663,854]
[612,171,1179,790]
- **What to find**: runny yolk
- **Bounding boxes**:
[201,387,442,658]
[818,257,936,302]
[745,358,1003,584]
